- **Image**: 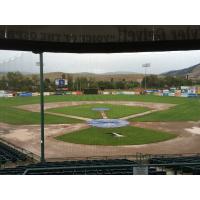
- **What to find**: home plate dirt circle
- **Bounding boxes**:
[88,119,129,128]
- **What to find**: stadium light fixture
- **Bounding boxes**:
[142,63,151,90]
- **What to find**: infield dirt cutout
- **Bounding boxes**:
[16,100,175,112]
[1,101,200,159]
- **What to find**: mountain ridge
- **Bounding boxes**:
[162,63,200,80]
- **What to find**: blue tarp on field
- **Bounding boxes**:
[19,92,32,97]
[88,119,129,128]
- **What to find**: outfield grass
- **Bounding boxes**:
[0,95,199,124]
[130,100,200,122]
[0,106,82,125]
[56,126,176,146]
[47,104,150,119]
[0,94,190,107]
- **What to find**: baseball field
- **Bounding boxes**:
[0,94,200,159]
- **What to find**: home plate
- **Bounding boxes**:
[112,132,124,137]
[185,127,200,135]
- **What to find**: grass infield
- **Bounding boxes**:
[56,126,176,146]
[47,104,150,119]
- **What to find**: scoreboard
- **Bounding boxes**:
[55,79,68,87]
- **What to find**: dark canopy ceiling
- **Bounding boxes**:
[0,25,200,53]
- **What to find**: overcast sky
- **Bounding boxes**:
[0,50,200,74]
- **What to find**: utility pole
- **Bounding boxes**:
[39,53,45,163]
[34,51,45,163]
[142,63,151,90]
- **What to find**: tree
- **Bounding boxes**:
[44,78,51,91]
[7,72,24,91]
[127,81,140,89]
[141,75,162,89]
[88,77,97,88]
[115,81,125,89]
[61,73,66,79]
[66,74,73,90]
[0,75,8,90]
[31,74,40,92]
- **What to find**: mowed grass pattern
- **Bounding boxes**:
[0,94,190,107]
[0,106,82,125]
[56,126,176,145]
[47,104,150,119]
[0,95,200,124]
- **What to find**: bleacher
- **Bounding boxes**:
[149,155,200,174]
[1,147,199,174]
[0,141,28,165]
[0,158,167,175]
[3,145,197,175]
[0,159,136,175]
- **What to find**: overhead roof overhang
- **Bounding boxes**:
[1,25,200,53]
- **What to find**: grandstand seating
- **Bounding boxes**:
[0,159,136,175]
[1,148,200,174]
[149,155,200,175]
[0,141,27,165]
[0,158,167,175]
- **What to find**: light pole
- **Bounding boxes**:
[35,52,45,163]
[142,63,150,90]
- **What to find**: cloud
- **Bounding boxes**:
[1,50,200,74]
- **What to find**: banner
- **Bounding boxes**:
[1,25,200,43]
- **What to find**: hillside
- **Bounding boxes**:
[30,72,144,82]
[0,52,143,81]
[162,63,200,80]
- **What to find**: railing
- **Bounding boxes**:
[0,137,40,168]
[46,154,139,163]
[45,152,200,163]
[23,162,200,175]
[1,150,200,174]
[142,152,200,160]
[1,138,200,170]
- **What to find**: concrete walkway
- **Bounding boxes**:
[119,110,158,120]
[45,111,91,121]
